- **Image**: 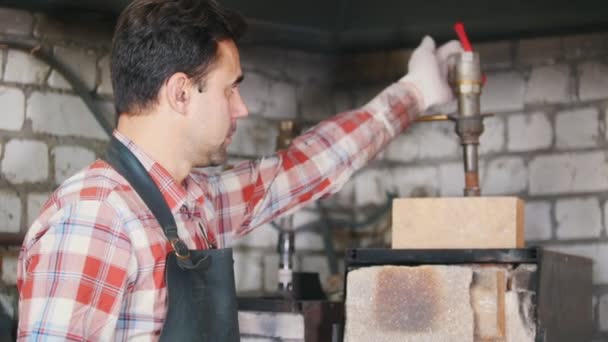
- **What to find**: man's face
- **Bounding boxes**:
[186,40,248,167]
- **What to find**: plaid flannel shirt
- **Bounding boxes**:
[17,82,418,341]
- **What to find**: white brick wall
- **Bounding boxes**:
[481,71,526,112]
[0,190,21,233]
[354,168,391,206]
[481,157,527,195]
[265,81,297,119]
[390,166,439,198]
[479,116,505,154]
[529,152,608,195]
[226,117,278,156]
[555,107,599,149]
[0,86,25,131]
[524,201,552,241]
[27,92,108,140]
[555,197,602,239]
[517,37,562,65]
[48,46,97,90]
[52,145,96,184]
[4,49,50,85]
[232,223,277,249]
[97,55,113,96]
[384,122,460,162]
[578,62,608,101]
[27,192,50,227]
[298,85,333,121]
[525,65,572,104]
[507,112,553,152]
[240,72,269,115]
[234,251,263,292]
[1,255,18,285]
[1,139,48,183]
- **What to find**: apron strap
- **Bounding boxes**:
[104,136,190,259]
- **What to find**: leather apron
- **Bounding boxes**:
[104,137,240,341]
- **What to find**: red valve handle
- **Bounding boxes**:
[454,22,473,52]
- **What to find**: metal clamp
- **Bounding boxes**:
[170,238,191,260]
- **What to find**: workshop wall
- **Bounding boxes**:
[1,6,608,340]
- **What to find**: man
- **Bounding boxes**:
[17,0,462,340]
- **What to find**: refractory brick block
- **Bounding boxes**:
[392,197,525,249]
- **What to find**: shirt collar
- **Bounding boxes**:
[113,131,188,214]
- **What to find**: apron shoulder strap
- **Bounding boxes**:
[104,136,189,259]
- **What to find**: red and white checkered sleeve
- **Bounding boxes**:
[17,199,133,341]
[202,82,419,245]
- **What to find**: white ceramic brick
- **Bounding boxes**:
[27,92,108,140]
[97,54,113,96]
[507,112,553,152]
[48,46,97,91]
[578,62,608,102]
[240,72,270,115]
[555,107,599,149]
[384,122,460,163]
[481,71,526,112]
[1,139,48,184]
[233,251,263,292]
[525,65,572,104]
[0,191,21,233]
[545,243,608,284]
[479,115,505,154]
[0,86,25,131]
[481,157,527,195]
[226,117,278,157]
[0,8,34,35]
[53,145,96,184]
[529,152,608,195]
[525,201,552,241]
[4,49,50,85]
[555,197,602,239]
[390,166,439,198]
[27,192,49,227]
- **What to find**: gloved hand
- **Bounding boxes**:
[400,36,463,112]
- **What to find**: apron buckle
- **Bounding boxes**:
[170,238,191,260]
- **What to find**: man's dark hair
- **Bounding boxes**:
[111,0,246,115]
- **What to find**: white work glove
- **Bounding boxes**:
[400,36,463,112]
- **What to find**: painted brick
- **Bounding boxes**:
[240,72,269,115]
[0,86,25,131]
[233,251,263,292]
[27,92,108,140]
[240,46,286,78]
[0,8,33,35]
[517,37,563,65]
[578,62,608,102]
[480,71,526,112]
[555,197,602,239]
[27,192,49,227]
[545,243,608,284]
[97,54,113,96]
[390,166,439,198]
[564,33,608,60]
[4,49,50,85]
[529,152,608,195]
[232,223,277,249]
[0,190,21,233]
[481,157,527,195]
[507,112,553,152]
[600,294,608,331]
[384,121,460,163]
[1,255,18,285]
[479,115,505,155]
[1,139,48,184]
[555,107,599,149]
[48,45,97,91]
[525,201,552,241]
[354,168,392,206]
[53,145,96,184]
[477,41,513,69]
[299,85,332,121]
[525,64,572,104]
[226,117,278,157]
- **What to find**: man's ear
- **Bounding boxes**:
[164,72,191,115]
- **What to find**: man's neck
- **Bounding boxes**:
[116,114,192,184]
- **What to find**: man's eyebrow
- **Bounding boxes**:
[233,75,244,86]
